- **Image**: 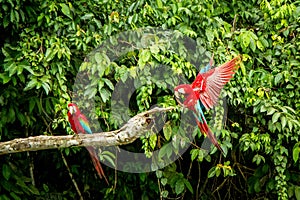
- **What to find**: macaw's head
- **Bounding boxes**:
[174,84,197,108]
[68,103,79,115]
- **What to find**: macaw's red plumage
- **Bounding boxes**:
[174,55,241,154]
[67,103,109,184]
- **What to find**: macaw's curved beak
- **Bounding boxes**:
[174,85,184,106]
[174,84,191,107]
[174,90,185,107]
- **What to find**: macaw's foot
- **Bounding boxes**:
[72,133,79,138]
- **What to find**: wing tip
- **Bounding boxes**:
[232,54,242,70]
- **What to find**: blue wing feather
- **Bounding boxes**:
[200,54,214,74]
[79,117,92,134]
[194,100,207,124]
[200,63,211,74]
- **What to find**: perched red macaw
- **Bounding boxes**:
[174,55,241,154]
[67,103,109,184]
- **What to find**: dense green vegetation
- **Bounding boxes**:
[1,0,299,199]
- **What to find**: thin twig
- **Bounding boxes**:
[199,166,208,197]
[186,160,193,179]
[212,178,228,194]
[278,25,291,33]
[230,179,243,194]
[196,162,201,199]
[231,14,238,32]
[158,178,163,200]
[27,151,35,186]
[236,164,247,181]
[166,195,184,199]
[114,147,118,190]
[60,151,83,200]
[26,126,35,186]
[40,92,53,122]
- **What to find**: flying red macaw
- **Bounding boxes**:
[174,55,241,154]
[67,103,109,184]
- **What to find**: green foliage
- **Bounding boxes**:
[1,0,300,199]
[207,161,236,178]
[156,164,193,198]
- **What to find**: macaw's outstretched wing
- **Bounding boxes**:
[86,147,109,185]
[193,100,224,154]
[198,56,240,110]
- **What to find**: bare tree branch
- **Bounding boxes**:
[0,107,175,155]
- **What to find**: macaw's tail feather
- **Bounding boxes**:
[205,127,224,155]
[86,147,109,185]
[195,120,224,155]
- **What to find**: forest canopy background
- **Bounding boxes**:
[0,0,300,199]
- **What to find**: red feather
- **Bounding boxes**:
[194,111,224,154]
[86,147,108,184]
